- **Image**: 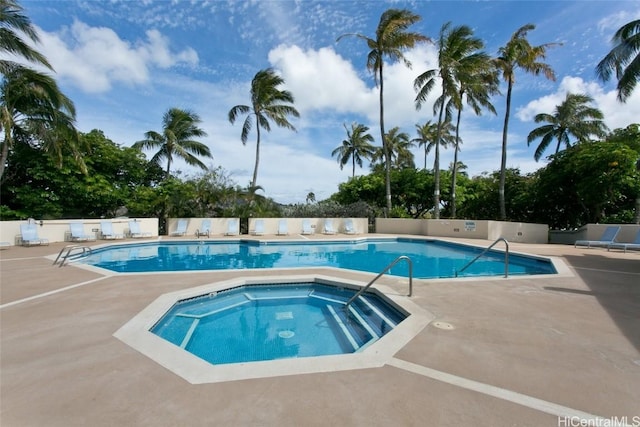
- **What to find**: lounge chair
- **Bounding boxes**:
[252,219,265,236]
[19,223,49,246]
[100,221,124,240]
[170,219,188,236]
[69,222,95,242]
[344,219,357,235]
[277,219,288,236]
[301,219,313,235]
[128,221,152,238]
[195,219,211,238]
[608,229,640,253]
[574,226,620,248]
[225,218,239,236]
[323,219,336,235]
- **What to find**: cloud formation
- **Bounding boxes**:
[38,21,198,93]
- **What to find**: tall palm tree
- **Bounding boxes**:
[0,0,78,181]
[596,19,640,103]
[494,24,559,220]
[338,9,429,215]
[414,22,482,219]
[228,68,299,189]
[0,66,77,180]
[527,93,608,161]
[332,122,376,178]
[133,108,211,179]
[0,0,52,75]
[448,50,499,218]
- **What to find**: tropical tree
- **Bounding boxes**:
[228,68,299,189]
[527,92,608,161]
[596,19,640,102]
[447,45,498,218]
[0,0,52,75]
[494,24,559,220]
[371,127,415,169]
[414,22,483,219]
[338,8,429,215]
[412,120,455,170]
[0,66,78,180]
[133,107,211,180]
[0,0,80,181]
[332,122,375,178]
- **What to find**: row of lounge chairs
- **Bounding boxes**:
[171,218,358,237]
[575,226,640,253]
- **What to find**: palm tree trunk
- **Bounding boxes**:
[499,80,513,221]
[433,91,447,220]
[252,115,261,188]
[352,156,355,178]
[451,108,462,218]
[379,63,391,216]
[0,138,9,181]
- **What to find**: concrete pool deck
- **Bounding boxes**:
[1,235,638,426]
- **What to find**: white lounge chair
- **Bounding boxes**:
[100,221,124,240]
[608,229,640,253]
[301,219,313,235]
[277,219,288,236]
[196,219,211,238]
[252,219,265,236]
[19,223,49,246]
[574,226,620,248]
[225,218,239,236]
[344,219,357,235]
[323,219,336,235]
[170,219,188,236]
[128,221,152,238]
[69,222,95,242]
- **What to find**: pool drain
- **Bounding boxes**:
[279,330,295,339]
[432,321,454,330]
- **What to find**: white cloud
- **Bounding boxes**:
[37,21,198,93]
[515,76,640,131]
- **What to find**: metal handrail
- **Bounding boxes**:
[345,255,413,310]
[53,245,93,267]
[455,237,509,278]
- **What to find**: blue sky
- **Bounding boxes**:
[19,0,640,203]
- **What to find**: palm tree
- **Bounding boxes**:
[412,120,455,170]
[338,9,429,215]
[414,22,482,219]
[494,24,559,220]
[527,93,608,161]
[448,49,499,218]
[596,19,640,102]
[332,122,376,178]
[0,0,52,75]
[228,68,299,189]
[0,0,78,181]
[384,127,415,168]
[133,108,211,179]
[0,66,77,180]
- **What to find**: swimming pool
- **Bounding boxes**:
[151,282,407,365]
[79,238,556,278]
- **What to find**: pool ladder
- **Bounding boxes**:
[455,237,509,278]
[53,245,93,267]
[345,255,413,310]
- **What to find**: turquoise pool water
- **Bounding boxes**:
[151,282,407,365]
[79,238,556,279]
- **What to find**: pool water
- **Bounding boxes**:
[80,238,556,278]
[150,283,407,365]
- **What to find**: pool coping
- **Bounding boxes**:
[113,274,435,384]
